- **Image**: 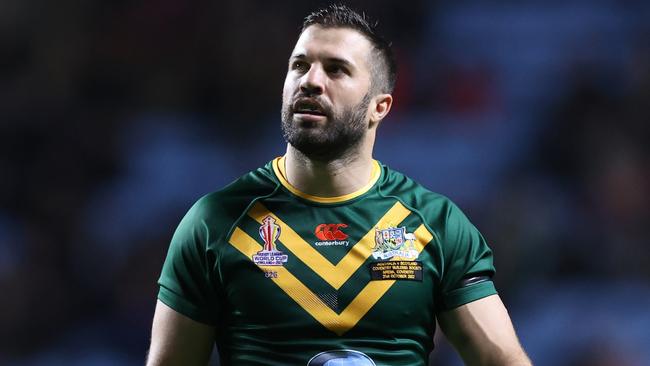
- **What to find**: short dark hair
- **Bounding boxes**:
[301,4,397,94]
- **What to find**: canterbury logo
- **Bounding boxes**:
[314,224,348,241]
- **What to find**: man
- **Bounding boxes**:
[147,5,531,366]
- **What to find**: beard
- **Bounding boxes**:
[281,93,371,162]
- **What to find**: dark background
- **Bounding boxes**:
[1,0,649,365]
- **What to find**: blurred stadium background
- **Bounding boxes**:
[1,0,649,365]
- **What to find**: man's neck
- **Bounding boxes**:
[284,144,375,198]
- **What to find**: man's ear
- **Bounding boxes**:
[369,93,393,127]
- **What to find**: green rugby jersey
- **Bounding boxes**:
[158,156,497,366]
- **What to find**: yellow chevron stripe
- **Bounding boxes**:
[247,201,411,289]
[412,225,432,253]
[228,224,434,335]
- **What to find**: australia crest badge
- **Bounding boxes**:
[371,226,418,260]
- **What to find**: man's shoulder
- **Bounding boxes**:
[204,161,277,203]
[183,161,279,228]
[379,162,451,207]
[378,163,479,242]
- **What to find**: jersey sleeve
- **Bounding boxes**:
[437,201,497,312]
[157,198,220,325]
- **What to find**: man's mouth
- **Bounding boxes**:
[293,99,327,116]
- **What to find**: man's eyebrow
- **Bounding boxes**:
[327,57,354,68]
[289,54,355,68]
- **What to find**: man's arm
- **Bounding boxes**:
[437,294,532,366]
[146,300,216,366]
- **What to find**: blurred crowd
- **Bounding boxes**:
[1,1,648,365]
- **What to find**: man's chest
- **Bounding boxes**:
[217,200,439,337]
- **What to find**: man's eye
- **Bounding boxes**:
[292,61,308,72]
[326,65,345,75]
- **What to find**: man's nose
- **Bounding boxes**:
[300,65,325,95]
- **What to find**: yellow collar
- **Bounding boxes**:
[272,156,381,204]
